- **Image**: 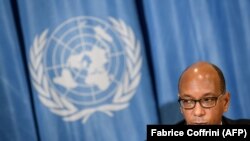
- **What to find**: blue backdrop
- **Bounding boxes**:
[0,0,250,141]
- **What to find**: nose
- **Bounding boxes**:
[193,102,205,117]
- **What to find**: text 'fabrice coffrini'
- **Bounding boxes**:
[146,125,249,140]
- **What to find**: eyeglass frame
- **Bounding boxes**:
[178,93,225,109]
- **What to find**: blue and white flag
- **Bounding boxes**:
[16,0,158,141]
[3,0,250,140]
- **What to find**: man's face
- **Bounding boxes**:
[179,67,230,125]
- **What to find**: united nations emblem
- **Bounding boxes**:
[29,17,142,123]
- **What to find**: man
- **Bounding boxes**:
[176,61,250,125]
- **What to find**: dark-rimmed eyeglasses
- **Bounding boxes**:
[178,93,224,109]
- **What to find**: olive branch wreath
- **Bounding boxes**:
[29,17,142,123]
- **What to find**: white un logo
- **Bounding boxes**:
[29,16,142,123]
[45,17,125,105]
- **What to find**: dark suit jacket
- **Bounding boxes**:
[176,116,250,125]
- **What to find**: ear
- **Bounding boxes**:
[180,106,183,114]
[223,92,230,112]
[178,93,183,114]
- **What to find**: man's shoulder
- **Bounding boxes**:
[222,116,250,125]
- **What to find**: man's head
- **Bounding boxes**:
[178,61,230,125]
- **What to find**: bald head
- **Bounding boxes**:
[178,61,225,94]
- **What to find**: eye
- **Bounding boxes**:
[202,97,216,103]
[182,99,193,104]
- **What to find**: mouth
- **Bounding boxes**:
[192,123,208,125]
[190,118,208,125]
[191,122,208,125]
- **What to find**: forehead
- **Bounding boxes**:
[179,85,219,99]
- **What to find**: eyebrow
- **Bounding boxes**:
[180,93,217,99]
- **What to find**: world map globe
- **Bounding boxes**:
[43,17,126,106]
